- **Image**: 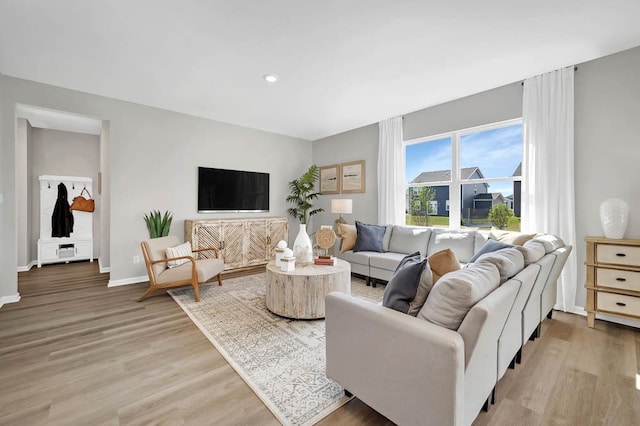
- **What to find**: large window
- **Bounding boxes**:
[404,119,522,231]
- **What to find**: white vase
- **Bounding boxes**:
[293,224,313,265]
[599,198,629,239]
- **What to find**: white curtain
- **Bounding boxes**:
[377,116,405,225]
[522,67,577,312]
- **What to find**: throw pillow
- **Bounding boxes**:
[468,239,513,263]
[418,261,500,330]
[489,229,536,246]
[382,252,427,314]
[339,223,357,252]
[353,221,386,253]
[427,248,461,282]
[166,242,193,268]
[407,261,434,316]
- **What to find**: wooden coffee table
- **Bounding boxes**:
[265,259,351,319]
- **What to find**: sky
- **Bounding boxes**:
[405,124,522,197]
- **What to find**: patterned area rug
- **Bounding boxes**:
[168,273,384,426]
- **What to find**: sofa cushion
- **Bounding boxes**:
[475,232,489,253]
[407,262,434,316]
[338,250,374,266]
[427,229,477,263]
[468,239,513,263]
[428,248,461,282]
[339,223,357,252]
[489,229,536,245]
[382,252,427,314]
[381,225,394,252]
[515,240,546,264]
[354,221,386,253]
[418,261,500,330]
[388,226,431,256]
[532,234,565,253]
[369,252,408,271]
[473,247,525,284]
[166,242,193,268]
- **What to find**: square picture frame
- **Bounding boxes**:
[319,164,340,194]
[340,160,366,193]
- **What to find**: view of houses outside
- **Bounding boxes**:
[405,123,522,230]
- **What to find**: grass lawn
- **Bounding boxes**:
[405,214,449,227]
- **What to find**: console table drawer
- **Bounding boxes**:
[596,268,640,292]
[596,292,640,317]
[596,244,640,266]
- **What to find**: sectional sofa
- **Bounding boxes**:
[326,225,572,426]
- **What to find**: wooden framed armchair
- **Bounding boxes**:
[139,235,225,302]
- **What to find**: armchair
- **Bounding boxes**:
[139,235,225,302]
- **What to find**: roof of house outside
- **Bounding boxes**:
[475,192,506,201]
[513,162,522,176]
[411,167,484,183]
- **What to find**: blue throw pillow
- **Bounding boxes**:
[468,239,513,263]
[353,221,386,253]
[382,252,427,314]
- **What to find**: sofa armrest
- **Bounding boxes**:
[326,292,465,426]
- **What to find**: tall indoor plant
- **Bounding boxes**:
[286,165,323,263]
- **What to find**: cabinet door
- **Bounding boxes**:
[268,218,289,258]
[193,222,222,259]
[221,221,245,269]
[40,244,59,261]
[246,220,268,264]
[75,241,92,258]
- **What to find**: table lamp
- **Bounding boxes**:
[331,199,352,236]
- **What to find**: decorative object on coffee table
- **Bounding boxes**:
[599,198,629,239]
[266,259,351,319]
[274,240,287,267]
[331,198,352,236]
[316,227,337,256]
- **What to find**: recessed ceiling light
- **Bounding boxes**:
[263,74,279,83]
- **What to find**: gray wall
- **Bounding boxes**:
[574,46,640,307]
[29,128,101,261]
[0,75,311,299]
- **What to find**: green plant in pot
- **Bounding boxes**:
[144,210,173,238]
[286,165,323,263]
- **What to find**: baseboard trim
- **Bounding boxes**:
[98,257,110,274]
[17,261,36,272]
[107,275,148,287]
[560,304,640,328]
[0,293,22,309]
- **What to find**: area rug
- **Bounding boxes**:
[168,273,384,426]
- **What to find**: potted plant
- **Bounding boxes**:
[143,210,173,238]
[286,165,324,263]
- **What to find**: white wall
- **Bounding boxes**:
[29,128,101,261]
[0,75,311,298]
[574,46,640,307]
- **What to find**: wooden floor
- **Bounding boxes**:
[0,262,638,426]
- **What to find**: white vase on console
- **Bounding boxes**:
[600,198,629,239]
[293,224,313,265]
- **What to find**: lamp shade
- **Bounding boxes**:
[331,199,353,214]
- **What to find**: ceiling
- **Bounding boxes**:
[1,1,640,141]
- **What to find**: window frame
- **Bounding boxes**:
[403,118,523,229]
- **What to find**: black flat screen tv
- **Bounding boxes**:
[198,167,270,213]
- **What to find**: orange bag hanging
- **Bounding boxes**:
[70,187,95,212]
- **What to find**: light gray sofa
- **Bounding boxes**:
[328,226,571,426]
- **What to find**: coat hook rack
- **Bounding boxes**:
[48,182,51,189]
[72,183,75,190]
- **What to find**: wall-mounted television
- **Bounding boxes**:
[198,167,270,213]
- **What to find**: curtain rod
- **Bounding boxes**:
[521,66,578,86]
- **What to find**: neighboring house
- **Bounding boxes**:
[473,192,508,210]
[409,167,489,216]
[512,162,522,217]
[505,194,514,210]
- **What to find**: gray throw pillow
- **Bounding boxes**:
[353,221,386,252]
[382,252,427,314]
[468,239,513,263]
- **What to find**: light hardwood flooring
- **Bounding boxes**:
[0,262,638,425]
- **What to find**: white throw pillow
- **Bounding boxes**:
[166,242,193,268]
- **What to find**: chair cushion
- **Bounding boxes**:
[468,239,513,263]
[382,252,427,314]
[388,226,431,256]
[369,252,408,271]
[339,224,357,252]
[144,235,180,277]
[427,229,476,263]
[418,260,500,330]
[166,242,193,268]
[354,221,386,253]
[157,258,224,284]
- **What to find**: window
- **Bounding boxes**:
[405,119,522,230]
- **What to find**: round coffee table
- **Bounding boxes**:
[265,259,351,319]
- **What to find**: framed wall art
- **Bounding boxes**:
[340,160,365,193]
[319,164,340,194]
